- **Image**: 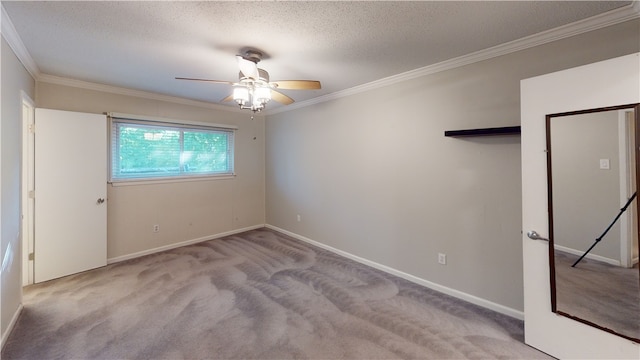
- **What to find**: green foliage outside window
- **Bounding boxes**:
[111,121,234,181]
[183,131,230,172]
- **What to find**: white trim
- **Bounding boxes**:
[1,4,39,79]
[267,3,640,115]
[554,244,621,267]
[1,304,23,350]
[108,174,236,187]
[107,224,264,264]
[21,92,35,286]
[618,109,636,268]
[107,112,238,130]
[618,111,629,268]
[265,224,524,321]
[3,3,635,117]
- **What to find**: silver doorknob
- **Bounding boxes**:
[96,198,105,204]
[527,230,549,241]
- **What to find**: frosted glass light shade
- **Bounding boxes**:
[254,87,271,104]
[233,87,249,105]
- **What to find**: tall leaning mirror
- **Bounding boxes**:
[547,103,640,343]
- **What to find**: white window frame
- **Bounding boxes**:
[108,113,237,185]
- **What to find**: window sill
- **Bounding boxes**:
[109,174,236,187]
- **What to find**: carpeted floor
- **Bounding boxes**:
[554,250,640,341]
[2,228,550,359]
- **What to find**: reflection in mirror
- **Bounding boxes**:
[547,104,640,343]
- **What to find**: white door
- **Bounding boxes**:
[521,53,640,359]
[34,108,107,283]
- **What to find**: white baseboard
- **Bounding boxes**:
[107,224,265,264]
[265,224,524,321]
[554,244,620,266]
[1,303,23,350]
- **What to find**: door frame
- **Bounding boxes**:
[20,91,34,286]
[521,53,639,359]
[619,109,638,268]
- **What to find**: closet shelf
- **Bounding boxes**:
[444,126,521,137]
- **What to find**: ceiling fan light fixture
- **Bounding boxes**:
[177,50,320,113]
[233,87,249,105]
[254,86,271,104]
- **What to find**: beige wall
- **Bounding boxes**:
[265,19,640,312]
[551,111,622,261]
[36,83,265,260]
[1,37,36,342]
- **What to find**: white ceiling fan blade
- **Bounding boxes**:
[236,55,259,80]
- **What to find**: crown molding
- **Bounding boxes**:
[267,3,640,115]
[3,2,637,116]
[1,4,39,79]
[38,74,246,114]
[2,3,243,114]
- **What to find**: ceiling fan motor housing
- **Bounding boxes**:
[243,50,263,63]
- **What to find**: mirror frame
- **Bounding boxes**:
[546,103,640,343]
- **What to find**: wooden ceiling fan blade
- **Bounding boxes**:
[271,80,321,90]
[221,94,233,102]
[271,90,295,105]
[175,77,234,85]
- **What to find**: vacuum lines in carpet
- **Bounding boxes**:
[2,228,549,359]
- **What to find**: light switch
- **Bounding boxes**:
[599,159,610,170]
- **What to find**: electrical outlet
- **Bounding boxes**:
[297,214,301,222]
[438,253,447,265]
[153,224,160,233]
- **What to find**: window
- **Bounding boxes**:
[110,116,234,182]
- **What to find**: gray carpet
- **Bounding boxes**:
[2,228,549,359]
[554,250,640,341]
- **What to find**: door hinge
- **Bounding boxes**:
[28,253,34,261]
[28,190,35,199]
[28,124,35,134]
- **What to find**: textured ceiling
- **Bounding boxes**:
[2,1,633,111]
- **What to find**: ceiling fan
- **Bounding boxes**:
[176,50,321,112]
